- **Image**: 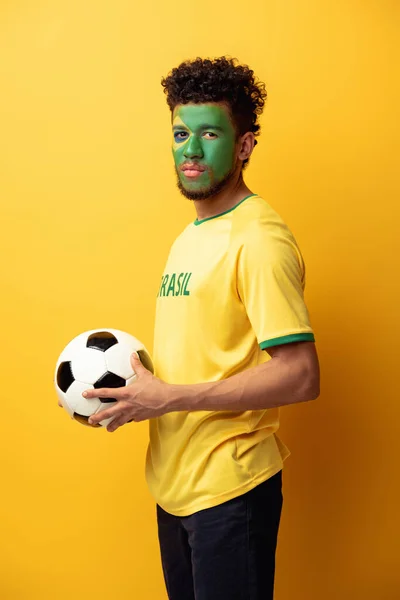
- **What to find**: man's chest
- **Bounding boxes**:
[157,234,235,301]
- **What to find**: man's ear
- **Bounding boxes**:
[237,132,255,162]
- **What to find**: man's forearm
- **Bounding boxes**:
[167,355,319,413]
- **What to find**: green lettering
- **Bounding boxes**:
[183,272,192,296]
[159,274,169,297]
[180,273,188,295]
[157,276,164,297]
[166,273,176,297]
[176,273,184,296]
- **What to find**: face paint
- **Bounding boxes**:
[172,103,238,199]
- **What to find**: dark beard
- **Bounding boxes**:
[175,164,237,200]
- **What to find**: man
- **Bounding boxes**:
[84,56,320,599]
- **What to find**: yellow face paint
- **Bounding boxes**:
[172,115,187,153]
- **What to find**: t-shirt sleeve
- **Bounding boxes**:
[236,221,315,350]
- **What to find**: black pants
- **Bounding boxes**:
[156,470,283,600]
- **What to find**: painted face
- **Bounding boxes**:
[172,103,238,199]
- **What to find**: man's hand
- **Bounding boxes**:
[82,353,171,432]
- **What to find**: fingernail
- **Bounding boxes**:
[82,391,88,397]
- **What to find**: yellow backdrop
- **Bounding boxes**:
[1,1,399,598]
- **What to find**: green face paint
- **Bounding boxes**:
[172,103,238,198]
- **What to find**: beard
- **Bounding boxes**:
[175,163,237,200]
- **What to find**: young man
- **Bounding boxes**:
[85,56,320,599]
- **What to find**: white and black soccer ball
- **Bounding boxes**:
[54,328,154,428]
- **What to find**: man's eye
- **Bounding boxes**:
[203,132,217,139]
[174,131,188,142]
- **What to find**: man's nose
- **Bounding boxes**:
[184,135,203,158]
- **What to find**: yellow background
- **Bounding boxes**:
[1,1,399,598]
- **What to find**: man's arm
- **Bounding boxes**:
[167,341,320,413]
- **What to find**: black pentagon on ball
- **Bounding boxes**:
[87,331,118,352]
[137,349,154,374]
[94,371,126,402]
[57,361,75,393]
[73,413,101,428]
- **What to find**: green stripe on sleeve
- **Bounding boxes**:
[260,333,315,350]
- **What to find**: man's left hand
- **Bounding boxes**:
[82,353,171,432]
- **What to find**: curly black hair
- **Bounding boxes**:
[161,56,267,168]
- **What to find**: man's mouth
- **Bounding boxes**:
[181,164,206,178]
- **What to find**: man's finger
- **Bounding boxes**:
[88,403,123,426]
[130,352,147,374]
[83,387,125,400]
[106,416,126,433]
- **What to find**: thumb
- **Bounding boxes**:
[130,351,147,375]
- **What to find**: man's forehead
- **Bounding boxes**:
[172,102,232,125]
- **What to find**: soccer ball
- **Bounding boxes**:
[54,328,154,428]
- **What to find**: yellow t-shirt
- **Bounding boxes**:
[145,194,315,516]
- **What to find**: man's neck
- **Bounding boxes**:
[194,178,254,222]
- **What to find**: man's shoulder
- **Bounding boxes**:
[233,195,295,245]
